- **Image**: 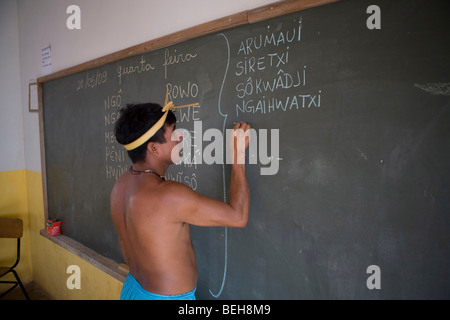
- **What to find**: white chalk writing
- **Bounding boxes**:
[76,69,108,91]
[103,88,128,179]
[117,56,155,85]
[233,17,323,116]
[163,48,198,79]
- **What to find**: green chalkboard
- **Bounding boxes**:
[41,0,450,299]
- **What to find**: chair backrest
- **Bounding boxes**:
[0,219,23,239]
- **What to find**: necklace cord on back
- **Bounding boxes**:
[129,166,165,180]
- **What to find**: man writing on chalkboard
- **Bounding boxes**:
[110,98,250,300]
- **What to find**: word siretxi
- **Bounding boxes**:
[172,121,280,176]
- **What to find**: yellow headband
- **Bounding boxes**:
[123,91,199,151]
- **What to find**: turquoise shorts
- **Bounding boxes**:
[120,273,196,300]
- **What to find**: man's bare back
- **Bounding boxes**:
[110,171,198,295]
[111,102,250,298]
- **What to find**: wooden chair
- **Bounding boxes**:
[0,218,30,300]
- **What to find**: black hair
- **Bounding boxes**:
[114,103,176,163]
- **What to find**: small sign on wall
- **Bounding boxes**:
[41,44,52,76]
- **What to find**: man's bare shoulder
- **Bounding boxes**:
[119,178,196,211]
[158,179,198,203]
[110,171,130,205]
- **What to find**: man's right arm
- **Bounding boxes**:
[226,122,250,226]
[166,122,250,228]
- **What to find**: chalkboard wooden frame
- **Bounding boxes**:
[36,0,339,282]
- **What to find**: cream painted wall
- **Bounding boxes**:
[0,0,25,172]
